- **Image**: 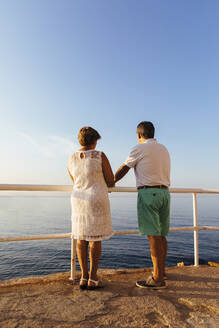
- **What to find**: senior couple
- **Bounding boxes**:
[67,121,170,290]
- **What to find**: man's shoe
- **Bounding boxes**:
[136,277,166,289]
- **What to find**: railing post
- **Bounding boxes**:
[192,193,199,266]
[69,236,76,282]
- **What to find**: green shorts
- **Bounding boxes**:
[137,188,170,237]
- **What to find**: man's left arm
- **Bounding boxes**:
[114,164,130,183]
[114,144,141,183]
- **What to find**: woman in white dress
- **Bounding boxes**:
[67,127,114,290]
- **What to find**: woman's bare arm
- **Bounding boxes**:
[67,168,74,184]
[101,152,115,188]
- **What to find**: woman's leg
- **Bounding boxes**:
[77,240,89,283]
[89,241,102,281]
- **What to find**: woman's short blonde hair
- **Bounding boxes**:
[78,126,101,146]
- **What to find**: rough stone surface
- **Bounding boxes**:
[0,266,219,328]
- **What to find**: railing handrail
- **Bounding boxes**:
[1,184,219,194]
[1,226,219,243]
[0,184,219,281]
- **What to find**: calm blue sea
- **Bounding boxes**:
[0,192,219,280]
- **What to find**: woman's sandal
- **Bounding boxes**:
[87,279,106,290]
[79,278,88,290]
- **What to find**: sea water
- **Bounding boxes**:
[0,192,219,280]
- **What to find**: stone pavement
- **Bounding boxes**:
[0,266,219,328]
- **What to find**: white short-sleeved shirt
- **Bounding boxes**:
[125,139,170,188]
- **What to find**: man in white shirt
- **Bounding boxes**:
[114,121,170,289]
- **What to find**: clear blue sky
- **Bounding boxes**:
[1,0,219,188]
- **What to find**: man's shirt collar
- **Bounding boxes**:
[143,138,157,144]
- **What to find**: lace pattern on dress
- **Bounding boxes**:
[68,149,114,241]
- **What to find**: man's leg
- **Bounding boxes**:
[137,189,168,285]
[148,235,165,282]
[161,236,168,276]
[159,189,170,277]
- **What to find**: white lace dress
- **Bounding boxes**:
[68,150,114,241]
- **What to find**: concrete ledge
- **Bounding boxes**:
[0,266,219,328]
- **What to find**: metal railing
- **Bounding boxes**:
[0,184,219,282]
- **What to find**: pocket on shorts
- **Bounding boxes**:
[139,190,158,210]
